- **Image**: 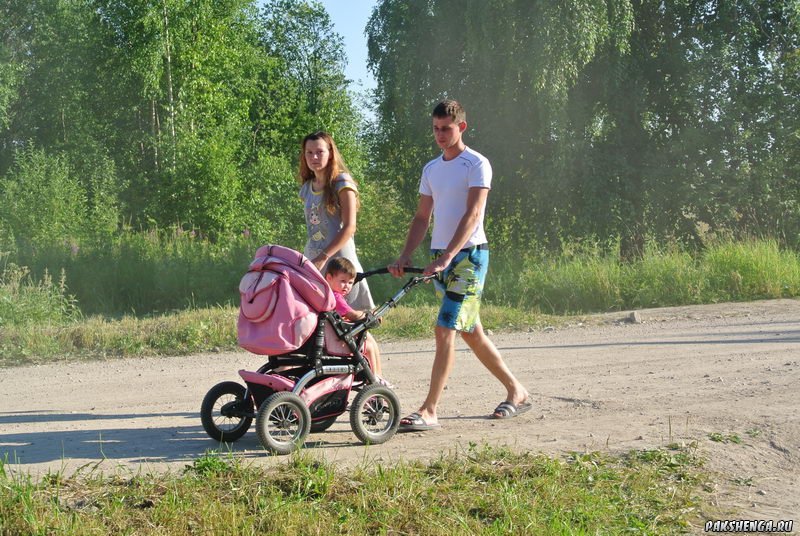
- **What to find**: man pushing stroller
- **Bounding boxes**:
[389,99,530,432]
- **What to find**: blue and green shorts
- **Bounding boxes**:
[431,244,489,332]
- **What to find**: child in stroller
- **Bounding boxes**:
[200,245,432,454]
[324,257,392,387]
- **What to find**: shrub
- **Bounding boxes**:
[0,262,79,327]
[701,239,800,301]
[0,146,120,254]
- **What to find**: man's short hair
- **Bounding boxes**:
[432,99,466,123]
[325,257,357,278]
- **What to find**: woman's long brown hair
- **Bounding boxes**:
[298,131,359,214]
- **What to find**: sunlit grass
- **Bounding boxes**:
[517,239,800,313]
[701,239,800,301]
[0,262,80,327]
[0,307,237,366]
[0,444,708,535]
[0,305,558,367]
[2,237,799,365]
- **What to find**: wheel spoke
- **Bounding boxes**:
[268,403,301,442]
[201,382,253,443]
[349,386,399,445]
[256,392,311,454]
[213,394,242,431]
[360,395,391,431]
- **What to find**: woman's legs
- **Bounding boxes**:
[364,332,382,376]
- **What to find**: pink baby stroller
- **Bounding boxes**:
[200,244,432,454]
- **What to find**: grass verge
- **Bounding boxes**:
[3,237,798,367]
[0,305,560,367]
[0,443,708,535]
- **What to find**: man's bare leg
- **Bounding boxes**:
[461,323,529,407]
[409,325,457,425]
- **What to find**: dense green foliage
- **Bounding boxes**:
[0,445,706,534]
[367,0,800,258]
[1,0,799,322]
[0,0,363,249]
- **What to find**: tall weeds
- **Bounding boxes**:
[701,239,800,301]
[515,239,799,313]
[14,228,255,316]
[3,236,799,330]
[0,262,79,327]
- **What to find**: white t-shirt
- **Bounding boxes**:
[419,146,491,250]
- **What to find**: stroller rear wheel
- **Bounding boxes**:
[256,392,311,455]
[349,384,401,445]
[200,381,253,442]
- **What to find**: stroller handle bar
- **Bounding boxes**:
[355,267,426,282]
[345,267,436,338]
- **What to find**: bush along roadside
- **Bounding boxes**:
[2,238,799,365]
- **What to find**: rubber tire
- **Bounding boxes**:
[256,392,311,455]
[349,384,401,445]
[310,415,338,433]
[200,381,253,442]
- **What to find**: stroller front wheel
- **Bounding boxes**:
[349,384,401,445]
[200,381,253,442]
[256,392,311,455]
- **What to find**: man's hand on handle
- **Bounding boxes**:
[423,252,453,277]
[388,255,412,277]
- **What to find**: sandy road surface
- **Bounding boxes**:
[1,299,798,525]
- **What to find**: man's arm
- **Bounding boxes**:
[424,187,488,275]
[389,194,433,277]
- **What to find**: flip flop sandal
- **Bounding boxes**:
[492,401,533,419]
[377,377,395,389]
[398,412,441,432]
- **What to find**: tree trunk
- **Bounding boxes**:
[162,0,176,170]
[151,98,159,171]
[620,215,645,262]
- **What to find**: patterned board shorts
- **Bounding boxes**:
[431,244,489,332]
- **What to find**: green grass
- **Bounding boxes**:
[12,228,257,316]
[707,432,742,445]
[2,237,800,365]
[700,240,800,301]
[8,232,800,318]
[0,262,80,327]
[0,444,708,535]
[0,305,558,367]
[517,238,800,313]
[0,307,238,367]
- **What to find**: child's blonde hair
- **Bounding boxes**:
[325,257,357,279]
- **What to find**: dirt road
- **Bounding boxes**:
[1,299,798,523]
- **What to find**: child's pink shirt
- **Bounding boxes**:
[333,291,354,317]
